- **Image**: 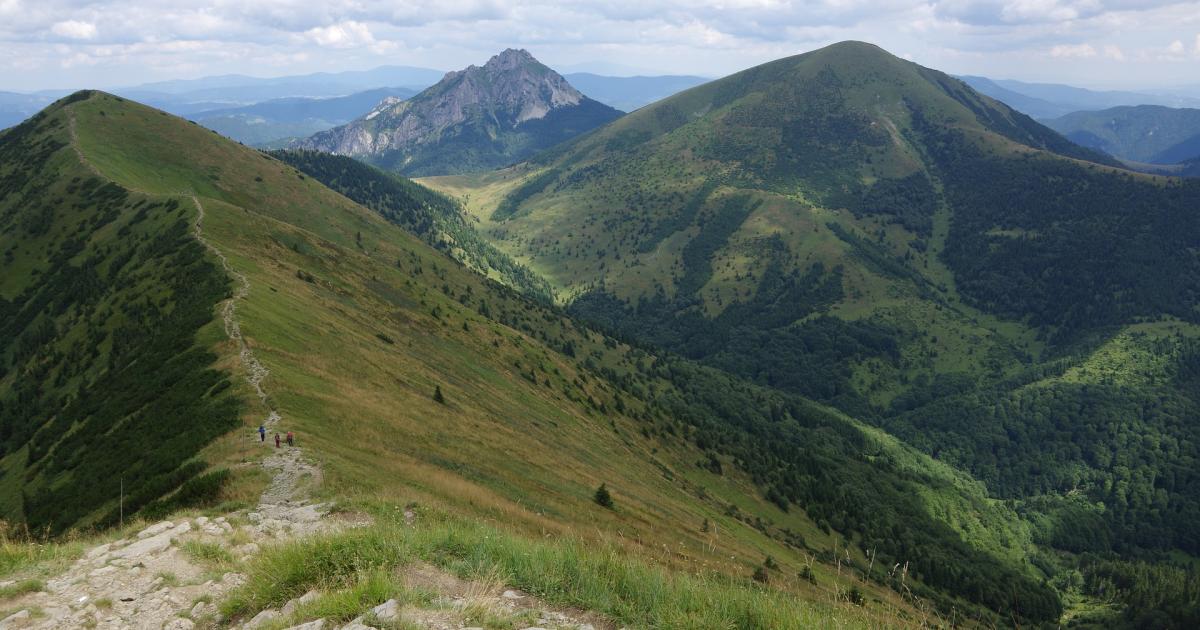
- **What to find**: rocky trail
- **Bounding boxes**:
[0,106,608,630]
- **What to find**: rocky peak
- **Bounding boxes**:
[295,48,621,175]
[435,48,583,117]
[485,48,538,72]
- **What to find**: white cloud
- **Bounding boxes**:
[304,21,375,49]
[51,20,97,40]
[933,1,1187,26]
[1168,38,1186,55]
[1,0,1200,91]
[1050,43,1096,57]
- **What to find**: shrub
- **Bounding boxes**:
[593,483,613,509]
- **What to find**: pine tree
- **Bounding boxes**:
[593,483,614,509]
[799,565,816,584]
[433,385,446,404]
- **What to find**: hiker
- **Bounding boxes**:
[258,424,266,442]
[274,433,281,448]
[286,431,295,447]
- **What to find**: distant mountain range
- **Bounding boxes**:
[1,66,706,138]
[0,90,71,128]
[562,73,708,111]
[115,65,444,113]
[191,87,417,146]
[295,49,623,176]
[960,75,1200,119]
[1044,105,1200,164]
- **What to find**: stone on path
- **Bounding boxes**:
[371,599,400,621]
[281,589,319,617]
[137,521,175,539]
[284,620,325,630]
[244,608,279,629]
[110,531,173,560]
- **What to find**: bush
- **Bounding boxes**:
[593,483,613,509]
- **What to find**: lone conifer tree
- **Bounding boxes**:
[593,483,614,509]
[433,385,446,404]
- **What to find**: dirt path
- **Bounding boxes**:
[190,196,275,413]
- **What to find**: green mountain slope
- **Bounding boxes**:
[0,94,239,534]
[268,149,552,299]
[1044,104,1200,164]
[427,41,1131,409]
[1,90,1098,625]
[423,41,1200,618]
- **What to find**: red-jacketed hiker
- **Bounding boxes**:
[274,433,281,448]
[286,431,294,447]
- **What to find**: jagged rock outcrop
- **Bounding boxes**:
[295,49,622,176]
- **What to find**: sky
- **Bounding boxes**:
[1,1,1199,92]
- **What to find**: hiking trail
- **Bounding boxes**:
[0,106,607,630]
[0,108,340,630]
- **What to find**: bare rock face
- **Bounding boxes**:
[294,49,621,176]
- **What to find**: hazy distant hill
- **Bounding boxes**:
[193,87,416,146]
[961,75,1200,118]
[0,91,63,128]
[1045,104,1200,164]
[563,73,709,111]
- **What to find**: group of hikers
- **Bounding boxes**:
[257,424,295,448]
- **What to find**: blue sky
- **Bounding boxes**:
[2,1,1199,92]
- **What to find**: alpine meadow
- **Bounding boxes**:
[0,9,1199,630]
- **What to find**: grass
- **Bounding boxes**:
[222,508,878,630]
[180,540,236,568]
[0,533,86,581]
[0,579,44,599]
[259,568,432,630]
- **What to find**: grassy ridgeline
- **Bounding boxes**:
[222,506,875,630]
